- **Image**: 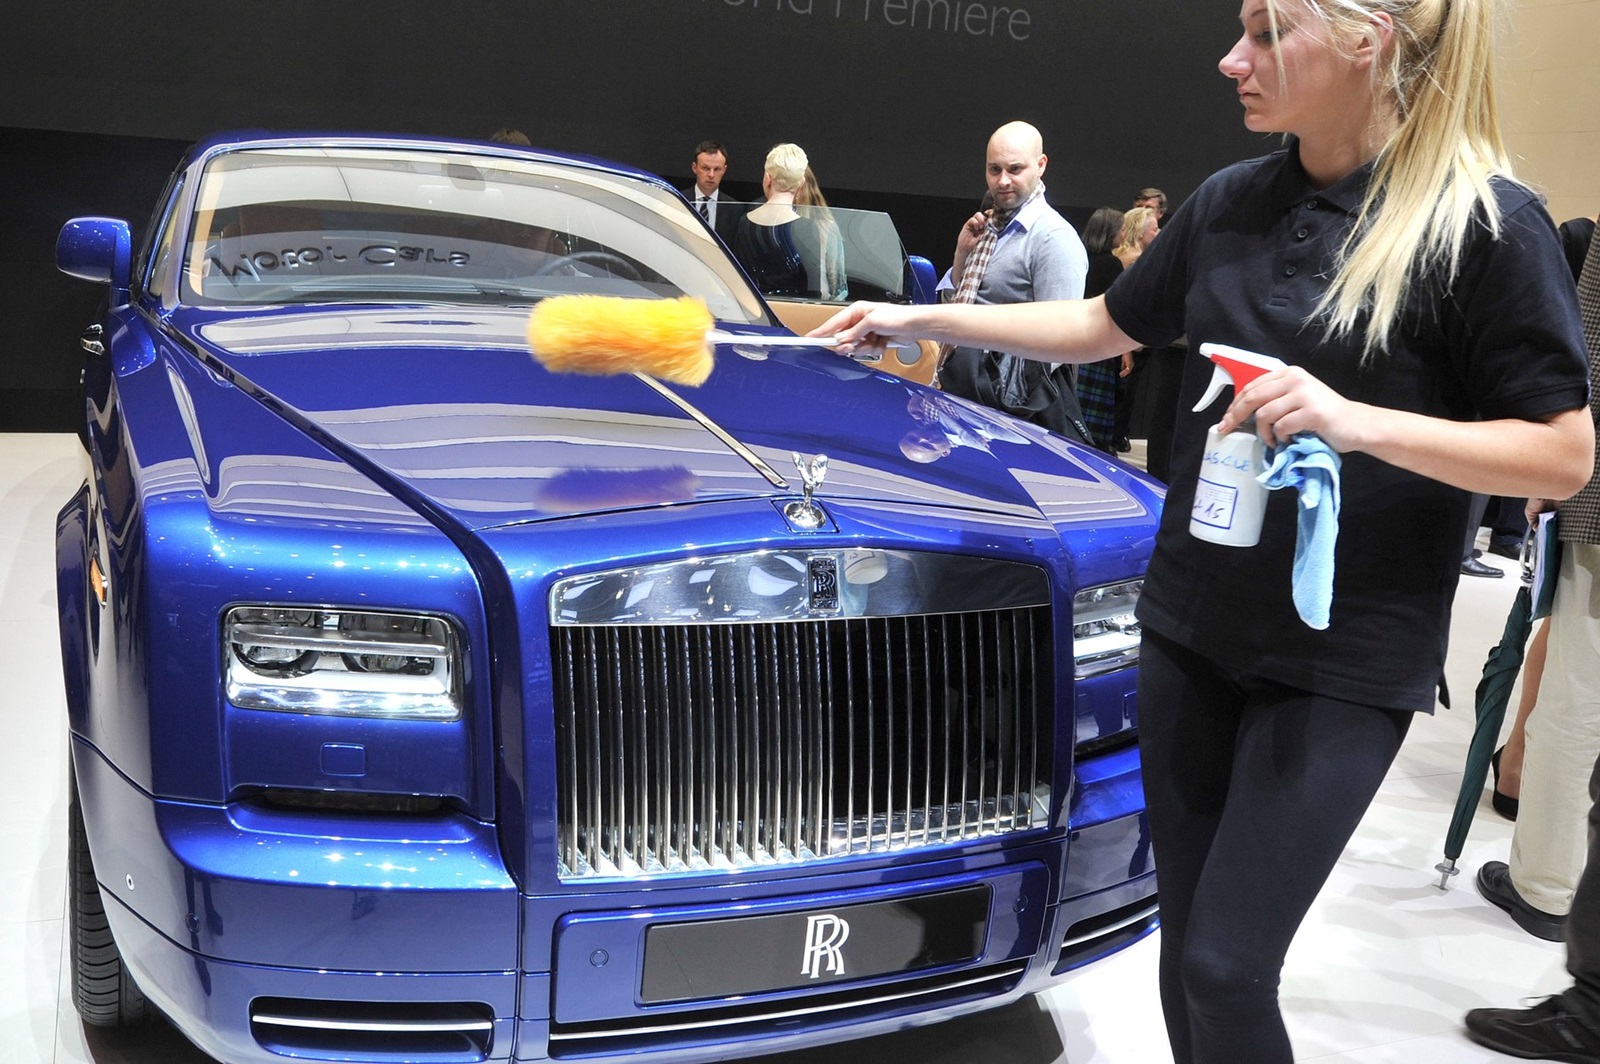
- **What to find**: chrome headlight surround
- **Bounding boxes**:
[1073,579,1142,679]
[224,606,462,720]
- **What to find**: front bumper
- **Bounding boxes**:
[73,731,1152,1064]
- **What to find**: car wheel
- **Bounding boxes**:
[67,760,150,1027]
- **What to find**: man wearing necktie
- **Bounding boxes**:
[685,140,745,245]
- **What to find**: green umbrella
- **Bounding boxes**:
[1435,582,1534,889]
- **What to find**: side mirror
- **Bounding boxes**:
[906,255,938,305]
[58,217,133,302]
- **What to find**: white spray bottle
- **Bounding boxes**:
[1189,343,1288,547]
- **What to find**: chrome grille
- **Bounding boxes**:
[552,606,1052,878]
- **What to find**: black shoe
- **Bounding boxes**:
[1113,436,1132,453]
[1492,746,1520,820]
[1489,539,1524,560]
[1466,995,1600,1062]
[1462,557,1506,578]
[1478,861,1566,942]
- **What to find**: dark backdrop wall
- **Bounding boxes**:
[1,0,1273,431]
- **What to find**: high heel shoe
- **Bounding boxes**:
[1491,746,1520,821]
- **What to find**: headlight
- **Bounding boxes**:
[1073,580,1142,679]
[224,606,461,719]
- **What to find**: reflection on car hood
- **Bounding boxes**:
[172,306,1147,531]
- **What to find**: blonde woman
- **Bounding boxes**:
[1113,203,1176,470]
[815,1,1594,1059]
[1113,204,1161,268]
[731,143,827,299]
[795,166,848,300]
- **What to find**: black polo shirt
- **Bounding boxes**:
[1105,146,1588,711]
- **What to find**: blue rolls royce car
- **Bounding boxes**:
[54,132,1161,1064]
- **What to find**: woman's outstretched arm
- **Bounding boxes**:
[810,294,1140,366]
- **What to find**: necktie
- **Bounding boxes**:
[698,197,710,222]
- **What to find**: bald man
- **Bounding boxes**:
[937,121,1092,442]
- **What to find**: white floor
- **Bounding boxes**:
[0,431,1563,1064]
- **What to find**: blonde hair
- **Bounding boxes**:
[763,143,809,194]
[1116,207,1159,258]
[795,167,829,210]
[795,166,848,301]
[1271,0,1512,357]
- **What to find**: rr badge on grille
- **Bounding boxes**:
[808,555,840,613]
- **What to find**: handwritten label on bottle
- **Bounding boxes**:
[1192,477,1239,530]
[1202,446,1255,473]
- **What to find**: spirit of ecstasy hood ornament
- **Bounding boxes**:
[784,452,829,531]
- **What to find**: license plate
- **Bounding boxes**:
[639,884,991,1004]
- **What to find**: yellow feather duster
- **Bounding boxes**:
[527,295,715,387]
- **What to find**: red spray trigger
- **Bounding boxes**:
[1192,343,1289,413]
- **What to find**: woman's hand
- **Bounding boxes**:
[1216,365,1594,499]
[808,302,922,359]
[810,295,1142,371]
[1216,365,1366,450]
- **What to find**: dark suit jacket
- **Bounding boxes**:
[684,189,748,246]
[1560,216,1595,283]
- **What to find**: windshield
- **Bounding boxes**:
[721,201,912,304]
[179,145,768,323]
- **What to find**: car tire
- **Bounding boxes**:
[68,759,150,1027]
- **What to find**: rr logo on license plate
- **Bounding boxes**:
[801,913,851,978]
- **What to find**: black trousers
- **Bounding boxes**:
[1462,492,1490,562]
[1138,630,1412,1063]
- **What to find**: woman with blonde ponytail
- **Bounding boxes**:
[816,1,1594,1059]
[1308,0,1514,357]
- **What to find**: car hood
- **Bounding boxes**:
[169,306,1146,532]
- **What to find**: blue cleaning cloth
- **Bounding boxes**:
[1258,435,1342,630]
